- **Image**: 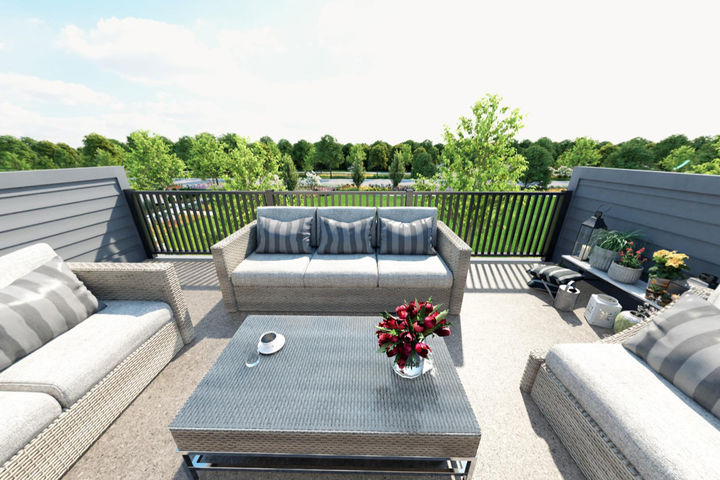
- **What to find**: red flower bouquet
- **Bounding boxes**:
[376,299,450,375]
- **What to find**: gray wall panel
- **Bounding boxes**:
[0,167,148,262]
[553,167,720,279]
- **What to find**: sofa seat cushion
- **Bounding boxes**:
[0,391,61,465]
[303,253,378,288]
[377,255,452,289]
[0,300,172,408]
[546,343,720,480]
[231,253,312,288]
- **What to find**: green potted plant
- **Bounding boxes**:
[646,249,689,294]
[589,230,639,271]
[607,243,646,284]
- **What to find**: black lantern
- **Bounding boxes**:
[572,211,607,260]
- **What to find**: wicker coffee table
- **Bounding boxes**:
[170,315,481,478]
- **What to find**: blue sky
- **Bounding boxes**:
[1,0,718,146]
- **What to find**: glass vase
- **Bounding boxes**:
[392,355,433,379]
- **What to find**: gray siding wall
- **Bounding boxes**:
[0,167,148,262]
[553,167,720,278]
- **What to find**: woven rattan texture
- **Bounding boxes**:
[171,315,481,457]
[531,366,640,480]
[211,219,471,315]
[68,262,195,344]
[0,322,183,480]
[233,287,451,314]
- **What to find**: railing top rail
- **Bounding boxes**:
[131,189,568,195]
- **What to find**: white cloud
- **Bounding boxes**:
[26,17,45,26]
[0,73,114,106]
[4,2,717,145]
[0,41,4,50]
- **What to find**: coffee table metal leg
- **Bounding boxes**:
[182,454,199,480]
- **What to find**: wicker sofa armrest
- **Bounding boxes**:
[67,262,194,344]
[210,221,257,312]
[436,220,472,315]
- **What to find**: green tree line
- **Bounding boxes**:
[2,97,719,191]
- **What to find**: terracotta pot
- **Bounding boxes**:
[608,262,643,284]
[589,246,619,271]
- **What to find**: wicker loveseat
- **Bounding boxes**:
[0,243,194,480]
[520,285,720,480]
[211,206,471,315]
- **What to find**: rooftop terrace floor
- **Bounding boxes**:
[63,257,613,480]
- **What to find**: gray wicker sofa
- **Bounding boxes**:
[0,243,194,480]
[520,285,720,480]
[211,206,471,315]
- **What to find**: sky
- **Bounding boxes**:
[0,0,718,146]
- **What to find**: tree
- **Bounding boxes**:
[279,153,299,190]
[81,133,124,166]
[0,135,37,170]
[689,138,720,175]
[436,94,527,191]
[174,136,194,162]
[24,138,57,169]
[411,147,436,178]
[653,135,690,165]
[54,143,82,168]
[188,133,228,184]
[368,142,390,171]
[225,137,281,190]
[348,144,366,187]
[219,133,242,153]
[389,144,411,188]
[534,137,557,160]
[520,145,553,188]
[124,130,185,190]
[313,134,343,178]
[278,139,293,156]
[659,145,695,171]
[604,138,654,169]
[291,139,314,170]
[557,137,601,168]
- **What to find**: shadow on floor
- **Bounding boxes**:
[520,391,584,478]
[465,259,539,293]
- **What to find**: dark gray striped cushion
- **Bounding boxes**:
[256,216,313,254]
[0,255,103,370]
[317,216,374,254]
[624,294,720,416]
[379,217,435,255]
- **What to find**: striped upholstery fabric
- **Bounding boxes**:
[379,217,435,255]
[0,255,102,370]
[528,264,583,285]
[256,216,313,254]
[624,294,720,416]
[317,216,374,254]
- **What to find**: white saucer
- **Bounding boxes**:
[257,331,286,355]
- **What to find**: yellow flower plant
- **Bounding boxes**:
[649,249,689,280]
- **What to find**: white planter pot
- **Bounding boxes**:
[589,246,619,271]
[607,262,643,284]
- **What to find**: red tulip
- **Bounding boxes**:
[437,327,451,337]
[397,355,407,369]
[400,332,414,344]
[390,335,399,343]
[397,309,408,320]
[386,346,399,357]
[395,305,407,314]
[423,317,436,330]
[413,322,424,333]
[415,342,431,358]
[424,302,433,311]
[400,342,413,356]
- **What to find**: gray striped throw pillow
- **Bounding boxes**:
[379,217,435,255]
[0,255,103,370]
[624,294,720,416]
[317,216,374,254]
[256,216,313,254]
